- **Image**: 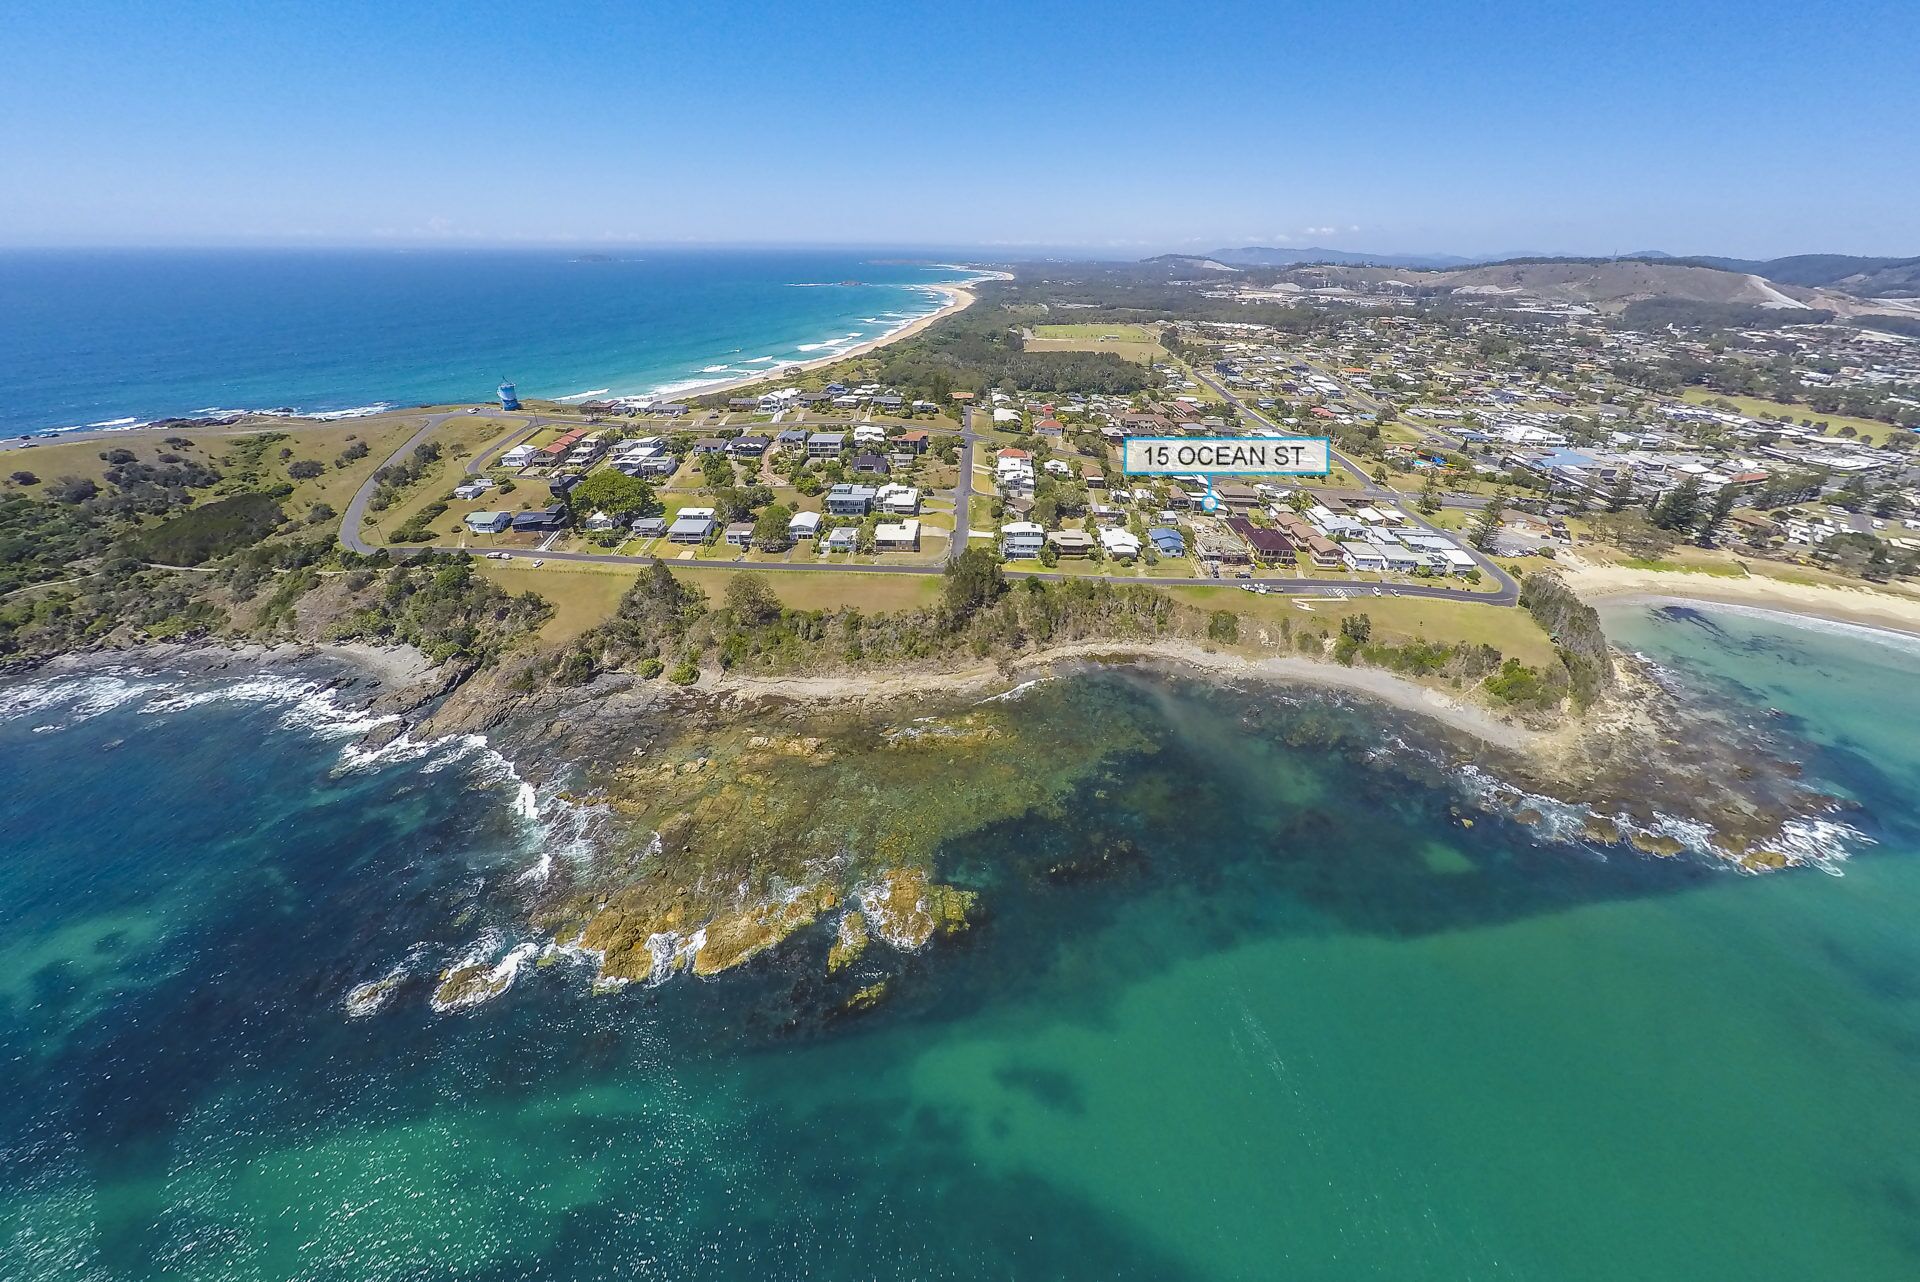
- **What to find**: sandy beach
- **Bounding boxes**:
[1560,564,1920,638]
[706,637,1543,751]
[655,271,1007,403]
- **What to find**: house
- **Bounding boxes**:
[853,424,887,447]
[1271,511,1343,568]
[691,437,730,455]
[453,479,494,500]
[788,510,822,540]
[668,507,717,544]
[1226,517,1295,563]
[548,473,582,496]
[1048,530,1096,557]
[874,519,921,552]
[728,397,758,413]
[1098,527,1142,561]
[1147,526,1186,556]
[873,394,905,412]
[1081,463,1106,487]
[851,453,890,475]
[897,430,930,454]
[498,445,536,469]
[1376,542,1421,573]
[875,483,920,515]
[729,435,770,458]
[584,510,617,532]
[807,432,846,458]
[1000,521,1045,559]
[630,515,669,539]
[776,428,812,450]
[1215,483,1262,512]
[826,483,878,516]
[1341,541,1388,572]
[511,504,569,533]
[823,527,860,554]
[724,521,756,548]
[465,510,511,535]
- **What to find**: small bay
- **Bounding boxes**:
[2,602,1918,1280]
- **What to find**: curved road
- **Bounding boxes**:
[341,405,1519,607]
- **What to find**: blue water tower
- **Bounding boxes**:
[498,381,520,411]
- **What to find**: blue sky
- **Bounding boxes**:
[4,0,1915,257]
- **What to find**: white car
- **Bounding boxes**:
[530,559,544,568]
[486,551,511,560]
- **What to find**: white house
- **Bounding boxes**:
[499,445,536,469]
[788,510,822,540]
[874,519,921,552]
[668,507,717,544]
[875,483,920,515]
[1098,527,1142,561]
[465,510,511,535]
[1341,541,1388,572]
[1000,521,1045,559]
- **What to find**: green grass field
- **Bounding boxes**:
[1169,587,1558,667]
[1026,323,1166,364]
[1680,389,1902,444]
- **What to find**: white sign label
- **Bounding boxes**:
[1123,436,1329,476]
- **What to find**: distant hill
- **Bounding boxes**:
[1203,245,1478,269]
[1659,254,1920,298]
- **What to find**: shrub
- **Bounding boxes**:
[121,492,284,565]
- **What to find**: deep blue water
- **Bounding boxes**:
[3,608,1919,1280]
[0,249,974,433]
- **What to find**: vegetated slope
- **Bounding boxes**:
[1433,259,1812,310]
[1668,254,1920,297]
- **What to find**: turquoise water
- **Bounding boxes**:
[0,249,972,434]
[2,605,1918,1279]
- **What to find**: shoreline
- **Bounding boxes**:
[1560,564,1920,639]
[5,266,1007,448]
[646,270,1007,403]
[704,638,1545,751]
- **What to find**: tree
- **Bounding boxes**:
[1417,473,1442,515]
[752,503,793,551]
[1603,471,1635,513]
[567,470,655,520]
[8,471,38,486]
[287,460,325,480]
[1470,496,1506,552]
[942,545,1005,619]
[1697,485,1739,545]
[723,572,780,624]
[1649,475,1702,531]
[1207,610,1239,643]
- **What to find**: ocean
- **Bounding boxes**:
[3,604,1919,1280]
[0,249,977,435]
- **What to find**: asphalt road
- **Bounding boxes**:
[948,403,976,564]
